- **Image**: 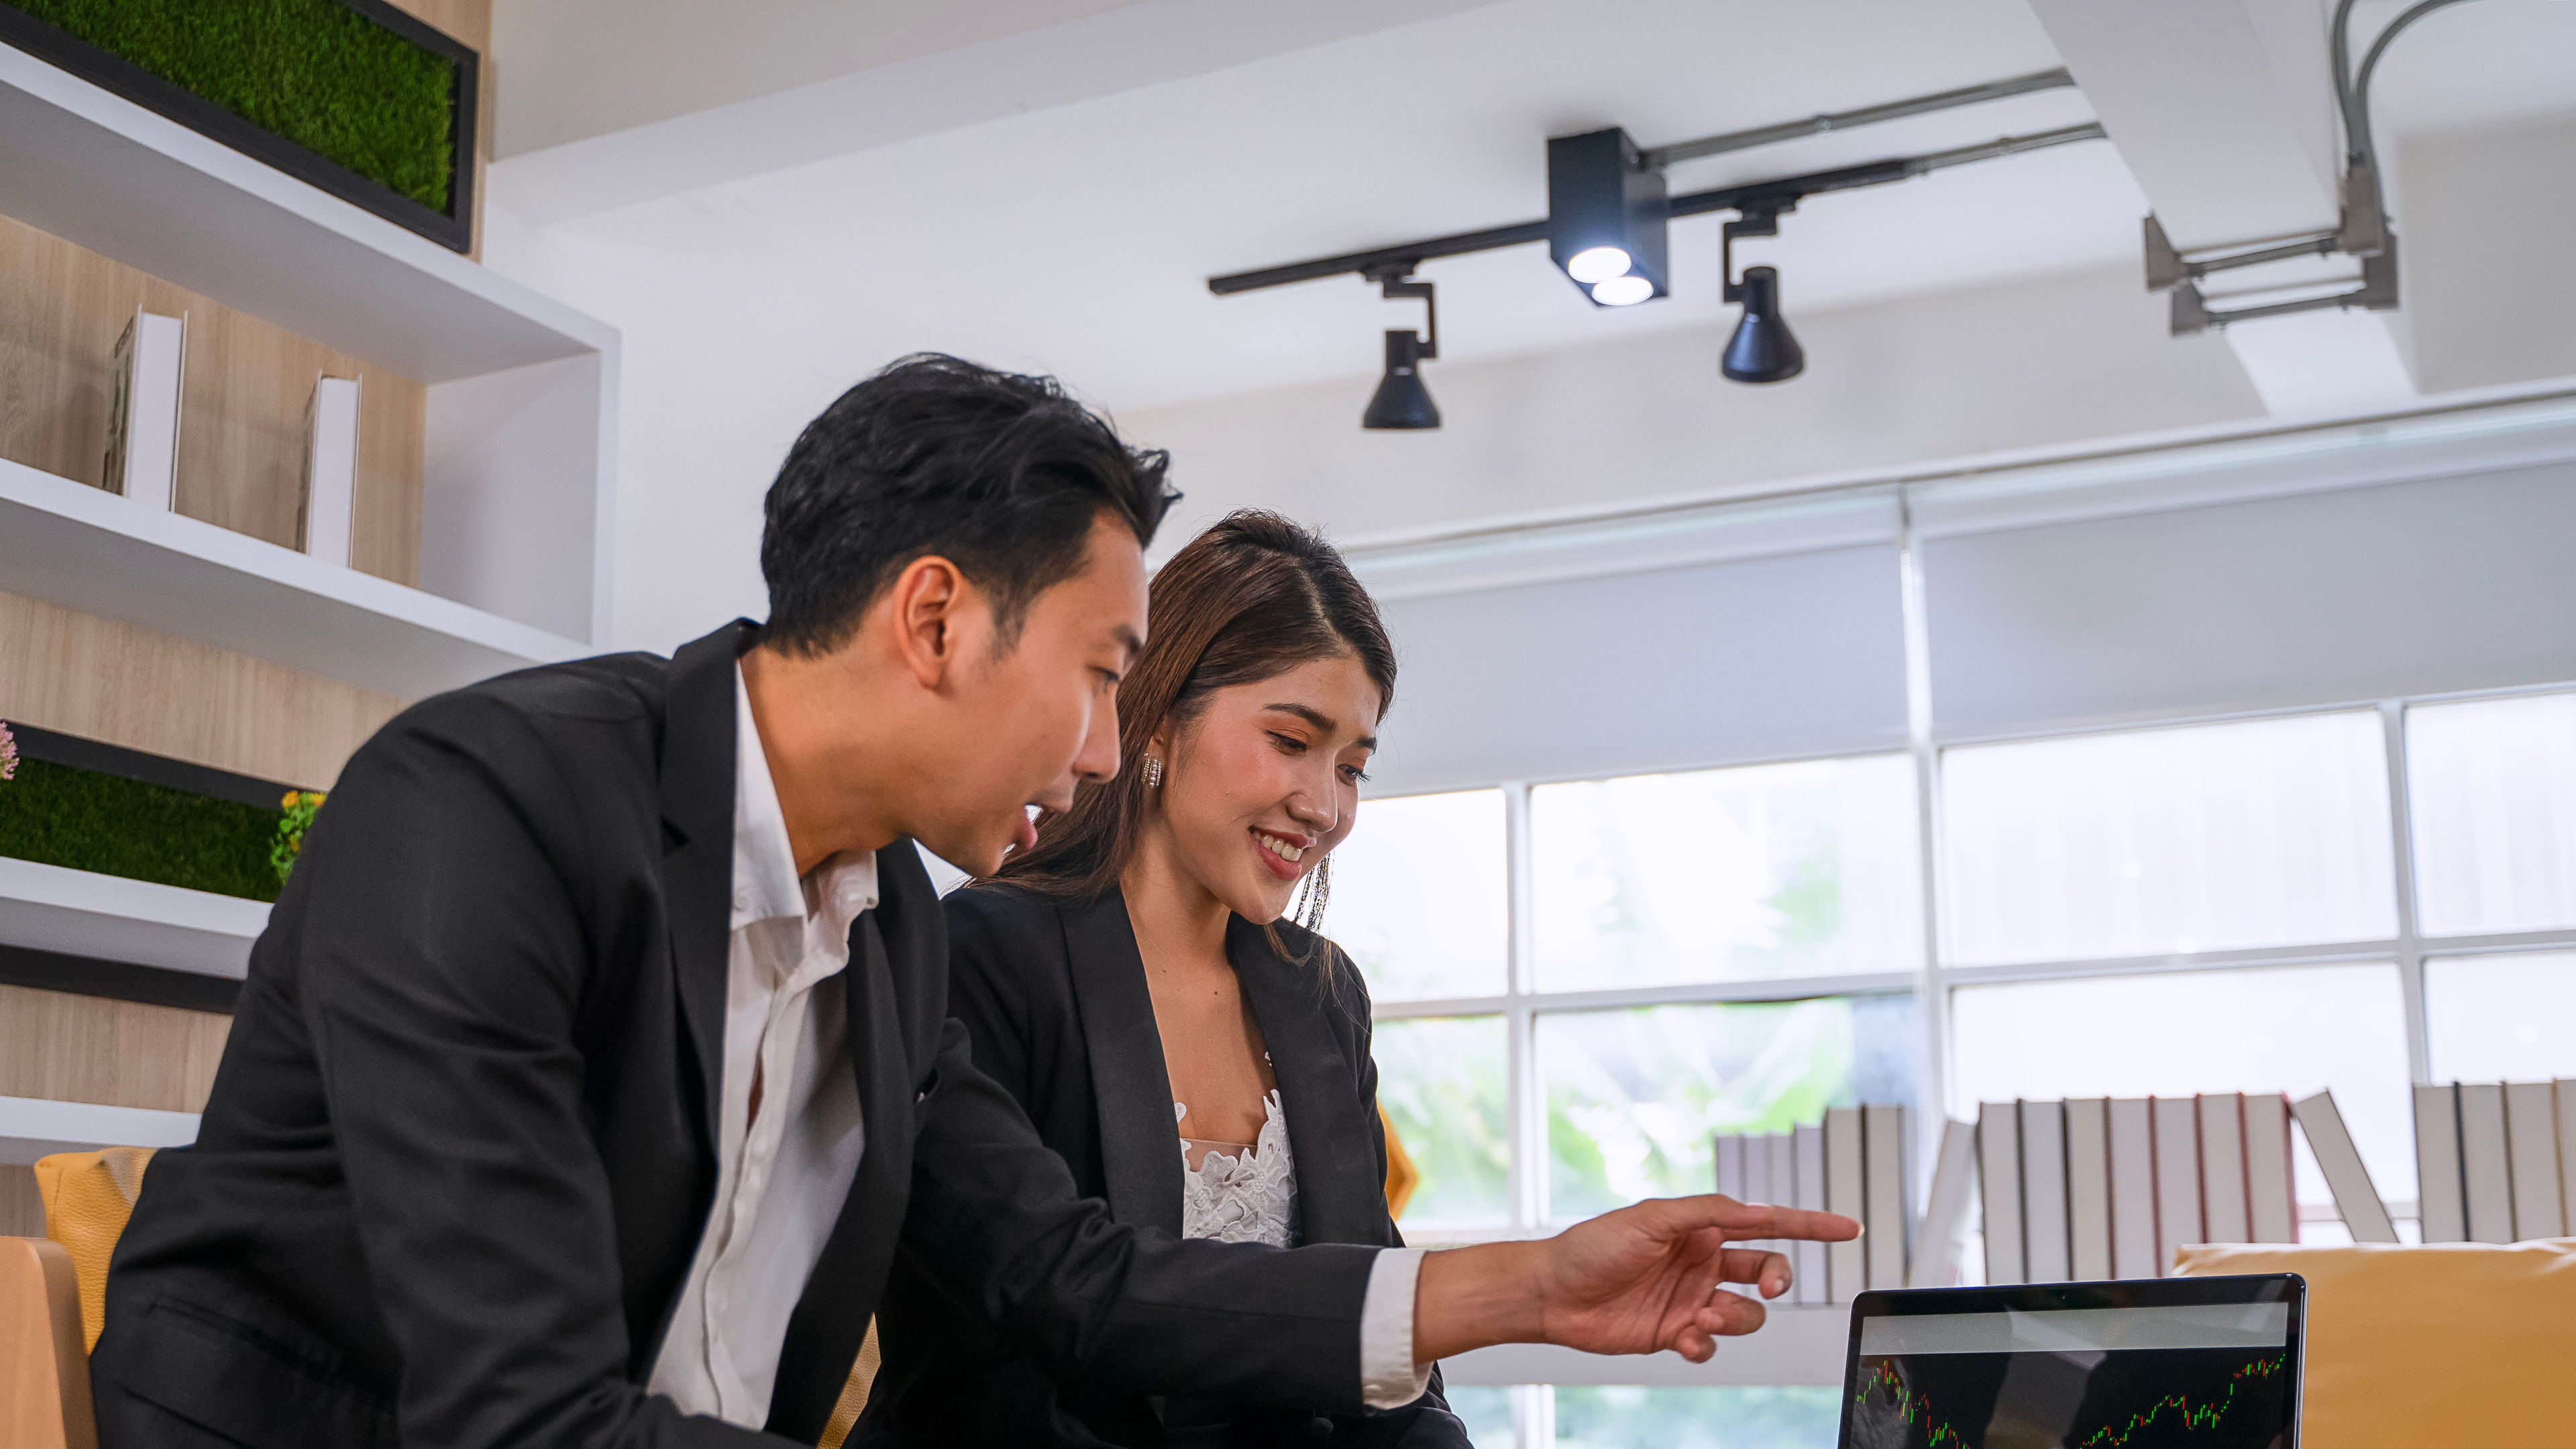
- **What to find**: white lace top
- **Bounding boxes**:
[1176,1089,1300,1246]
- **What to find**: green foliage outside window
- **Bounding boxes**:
[7,0,458,211]
[1554,1385,1841,1449]
[0,755,284,902]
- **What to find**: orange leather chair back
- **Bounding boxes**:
[1,1235,96,1449]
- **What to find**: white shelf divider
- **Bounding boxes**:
[0,457,589,700]
[0,40,613,383]
[0,856,266,981]
[0,1094,199,1166]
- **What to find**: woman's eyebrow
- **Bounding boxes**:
[1265,702,1375,751]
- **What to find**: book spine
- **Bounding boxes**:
[1825,1107,1866,1303]
[2198,1093,2250,1244]
[2243,1094,2298,1243]
[2019,1099,2070,1283]
[103,311,186,511]
[2151,1096,2203,1275]
[1715,1132,1745,1204]
[2294,1089,2397,1243]
[1742,1130,1775,1258]
[2064,1097,2114,1279]
[1909,1117,1978,1289]
[1768,1130,1797,1263]
[2503,1080,2564,1240]
[2414,1082,2467,1243]
[1792,1124,1827,1305]
[1977,1101,2024,1285]
[301,375,361,566]
[1864,1104,1908,1289]
[2106,1097,2159,1278]
[2559,1081,2576,1244]
[2459,1083,2515,1243]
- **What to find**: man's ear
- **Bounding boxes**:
[884,555,979,690]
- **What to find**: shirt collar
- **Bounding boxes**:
[731,663,814,930]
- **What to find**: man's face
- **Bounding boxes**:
[913,512,1147,874]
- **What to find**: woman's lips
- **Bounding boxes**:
[1250,827,1305,881]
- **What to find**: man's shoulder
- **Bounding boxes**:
[380,651,669,753]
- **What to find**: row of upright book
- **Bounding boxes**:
[1713,1104,1911,1304]
[2415,1079,2576,1244]
[101,306,361,566]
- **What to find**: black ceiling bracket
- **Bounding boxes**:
[1720,205,1793,304]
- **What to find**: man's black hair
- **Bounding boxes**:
[759,353,1178,655]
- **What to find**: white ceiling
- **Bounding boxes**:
[488,0,2575,416]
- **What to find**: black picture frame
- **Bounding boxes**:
[0,0,478,254]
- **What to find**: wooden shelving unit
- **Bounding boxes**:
[0,857,265,982]
[0,1094,198,1165]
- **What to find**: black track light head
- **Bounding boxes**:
[1363,329,1440,429]
[1721,265,1804,384]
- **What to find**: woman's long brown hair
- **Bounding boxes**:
[994,508,1397,907]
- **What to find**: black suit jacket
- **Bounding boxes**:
[857,885,1468,1449]
[92,623,1381,1449]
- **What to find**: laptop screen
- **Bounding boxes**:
[1839,1274,2304,1448]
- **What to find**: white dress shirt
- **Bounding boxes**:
[647,667,1428,1424]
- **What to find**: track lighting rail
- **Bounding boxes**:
[1205,122,2107,296]
[1640,67,2076,169]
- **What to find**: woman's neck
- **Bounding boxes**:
[1119,820,1230,966]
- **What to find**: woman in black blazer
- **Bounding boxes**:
[857,512,1470,1448]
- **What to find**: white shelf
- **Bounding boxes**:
[0,457,590,699]
[0,41,612,383]
[1443,1306,1851,1388]
[0,856,264,981]
[0,1093,198,1166]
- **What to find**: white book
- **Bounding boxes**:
[1864,1103,1909,1289]
[2151,1096,2203,1275]
[2294,1089,2398,1243]
[1910,1116,1978,1289]
[2107,1097,2159,1278]
[2414,1083,2467,1243]
[2503,1081,2564,1240]
[1741,1132,1774,1258]
[2065,1097,2114,1279]
[1825,1106,1866,1303]
[2198,1093,2250,1244]
[103,309,186,511]
[2021,1099,2070,1283]
[2558,1081,2576,1242]
[1976,1101,2023,1285]
[299,374,361,567]
[1715,1132,1746,1203]
[1792,1124,1827,1305]
[1768,1130,1798,1261]
[2459,1083,2514,1243]
[2243,1094,2298,1243]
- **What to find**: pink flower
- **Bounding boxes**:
[0,720,15,782]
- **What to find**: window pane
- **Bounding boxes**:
[2408,692,2576,936]
[1951,963,2416,1204]
[1944,712,2396,966]
[2426,951,2576,1081]
[1373,1015,1509,1224]
[1333,790,1507,1001]
[1533,755,1921,991]
[1442,1386,1514,1446]
[1552,1386,1840,1449]
[1542,995,1921,1220]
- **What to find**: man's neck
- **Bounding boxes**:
[740,643,902,876]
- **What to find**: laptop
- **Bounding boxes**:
[1837,1273,2306,1448]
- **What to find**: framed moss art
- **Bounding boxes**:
[0,720,317,904]
[0,0,478,252]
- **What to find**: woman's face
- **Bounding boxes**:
[1149,652,1382,924]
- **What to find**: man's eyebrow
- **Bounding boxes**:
[1113,625,1144,664]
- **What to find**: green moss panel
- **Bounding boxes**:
[8,0,456,212]
[0,758,284,903]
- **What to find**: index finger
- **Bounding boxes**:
[1653,1194,1862,1242]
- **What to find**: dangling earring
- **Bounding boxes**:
[1144,755,1163,788]
[1296,855,1332,932]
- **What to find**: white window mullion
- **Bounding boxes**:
[2381,698,2434,1085]
[1504,781,1546,1232]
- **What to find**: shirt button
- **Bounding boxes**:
[733,887,751,911]
[1304,1415,1334,1441]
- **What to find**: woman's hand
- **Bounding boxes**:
[1412,1195,1862,1362]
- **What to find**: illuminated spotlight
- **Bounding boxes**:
[1362,269,1441,430]
[1548,127,1668,309]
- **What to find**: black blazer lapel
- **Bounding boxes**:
[1063,890,1188,1236]
[765,842,940,1442]
[657,619,759,1159]
[1229,918,1387,1247]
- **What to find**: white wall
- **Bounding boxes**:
[1128,264,2265,555]
[2400,111,2576,397]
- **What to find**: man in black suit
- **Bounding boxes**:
[93,355,1854,1448]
